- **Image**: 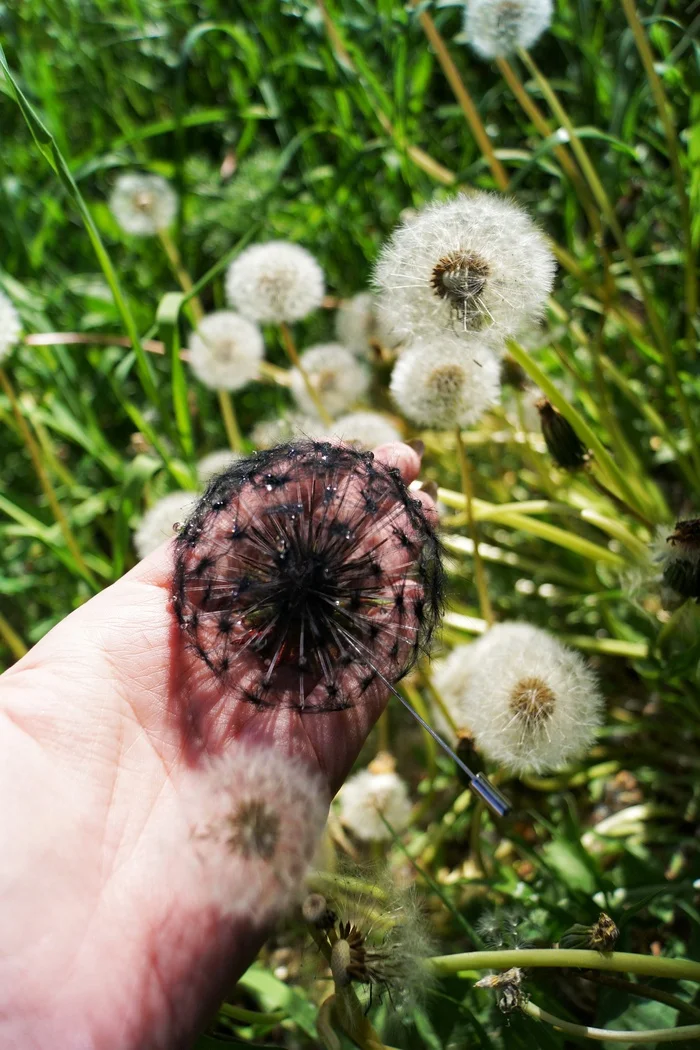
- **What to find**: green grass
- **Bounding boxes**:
[2,0,700,1046]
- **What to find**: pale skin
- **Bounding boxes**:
[0,442,434,1050]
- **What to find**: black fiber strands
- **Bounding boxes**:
[172,442,444,714]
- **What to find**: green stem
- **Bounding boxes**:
[402,681,437,778]
[0,611,28,660]
[430,947,700,983]
[443,610,649,659]
[520,998,700,1042]
[583,969,700,1024]
[219,1003,286,1025]
[158,229,205,324]
[279,322,333,426]
[455,428,494,624]
[218,390,244,452]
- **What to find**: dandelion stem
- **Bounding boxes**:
[585,470,655,531]
[411,3,509,190]
[219,1003,286,1026]
[402,680,437,778]
[455,428,494,625]
[430,947,700,983]
[218,390,244,452]
[279,322,333,426]
[0,611,27,661]
[519,998,700,1042]
[583,970,700,1025]
[158,229,204,323]
[0,368,96,588]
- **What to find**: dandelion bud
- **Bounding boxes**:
[290,343,370,419]
[374,193,555,341]
[537,398,588,470]
[328,411,402,451]
[134,491,198,559]
[559,912,619,952]
[390,339,501,430]
[302,893,337,930]
[660,519,700,600]
[225,241,325,324]
[109,172,177,236]
[475,968,524,1013]
[197,450,244,486]
[188,311,264,392]
[0,291,21,362]
[338,764,412,841]
[464,0,553,60]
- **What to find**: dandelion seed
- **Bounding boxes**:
[464,0,553,60]
[225,241,325,323]
[446,622,603,774]
[197,449,244,486]
[338,754,412,841]
[390,338,501,430]
[374,193,555,341]
[0,291,21,362]
[290,343,370,419]
[188,311,264,392]
[184,743,328,922]
[302,892,337,930]
[134,491,198,559]
[328,411,402,451]
[109,172,177,236]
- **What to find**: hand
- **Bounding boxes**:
[0,442,434,1050]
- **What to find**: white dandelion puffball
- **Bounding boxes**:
[374,193,555,341]
[250,412,326,449]
[390,337,501,430]
[328,411,402,450]
[225,241,325,324]
[188,311,264,392]
[431,643,484,744]
[182,743,328,923]
[133,491,198,559]
[457,623,603,774]
[335,292,386,358]
[338,768,412,841]
[0,291,21,362]
[109,172,177,236]
[465,0,554,60]
[197,449,243,485]
[290,342,370,419]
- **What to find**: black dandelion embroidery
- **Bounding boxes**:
[171,441,445,714]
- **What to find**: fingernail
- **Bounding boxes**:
[406,438,425,457]
[419,480,439,501]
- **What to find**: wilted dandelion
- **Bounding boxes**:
[475,967,524,1013]
[109,172,177,235]
[374,193,555,341]
[290,343,370,419]
[327,411,402,451]
[464,0,553,60]
[390,338,501,430]
[134,491,198,559]
[559,912,619,952]
[188,311,264,391]
[448,622,603,774]
[0,290,21,362]
[197,449,244,486]
[338,753,412,841]
[225,241,325,323]
[655,519,700,601]
[184,742,328,922]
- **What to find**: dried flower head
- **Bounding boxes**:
[338,761,412,841]
[475,967,524,1013]
[197,449,244,486]
[225,241,325,323]
[447,622,603,774]
[290,343,370,419]
[302,892,337,930]
[464,0,553,59]
[537,398,588,470]
[109,172,177,235]
[172,442,444,714]
[0,291,21,362]
[390,338,501,430]
[374,193,555,341]
[328,411,402,451]
[658,519,700,600]
[183,743,328,922]
[559,912,619,952]
[188,311,264,392]
[134,490,198,559]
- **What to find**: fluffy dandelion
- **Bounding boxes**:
[225,241,325,324]
[328,411,402,451]
[334,292,401,357]
[464,0,554,60]
[290,343,370,419]
[338,754,412,841]
[431,642,484,743]
[197,449,243,486]
[450,622,603,774]
[374,193,555,341]
[183,743,328,923]
[109,172,177,236]
[188,310,264,392]
[134,491,198,559]
[250,412,326,449]
[654,519,700,601]
[390,338,501,429]
[0,291,21,362]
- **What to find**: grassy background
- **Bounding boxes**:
[2,0,700,1046]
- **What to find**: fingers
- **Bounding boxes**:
[372,440,422,485]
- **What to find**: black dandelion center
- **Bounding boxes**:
[172,441,444,713]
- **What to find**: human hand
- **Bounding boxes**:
[0,442,435,1050]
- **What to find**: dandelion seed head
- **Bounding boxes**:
[431,642,484,743]
[464,0,553,59]
[390,338,501,430]
[328,411,402,451]
[109,172,177,236]
[374,193,555,340]
[654,518,700,600]
[188,310,264,392]
[290,343,370,419]
[0,291,21,362]
[134,490,198,559]
[197,449,244,486]
[225,241,325,323]
[338,764,412,841]
[250,412,326,450]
